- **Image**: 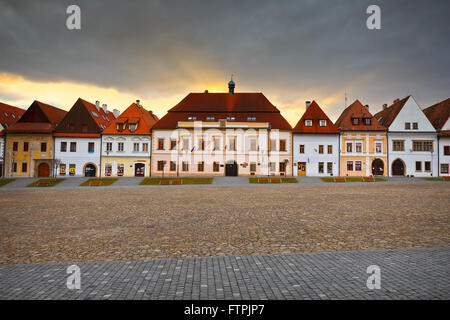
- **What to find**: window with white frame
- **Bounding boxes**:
[375,141,382,153]
[319,120,327,127]
[305,119,313,127]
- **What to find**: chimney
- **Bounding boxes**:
[102,104,108,114]
[113,109,120,118]
[95,100,100,111]
[204,90,209,93]
[383,103,388,110]
[136,99,140,107]
[394,98,400,103]
[305,101,311,110]
[365,104,369,110]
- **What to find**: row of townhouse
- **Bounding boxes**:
[1,80,449,178]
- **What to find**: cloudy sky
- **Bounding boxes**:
[0,0,449,125]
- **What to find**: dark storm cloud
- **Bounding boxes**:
[0,0,449,118]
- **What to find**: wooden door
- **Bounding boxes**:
[297,162,306,176]
[38,163,50,177]
[392,159,404,176]
[225,162,238,176]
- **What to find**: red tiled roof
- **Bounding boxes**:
[79,98,116,129]
[423,98,450,131]
[148,110,159,122]
[0,102,26,129]
[374,96,410,128]
[439,130,450,137]
[53,133,101,137]
[335,100,386,131]
[102,103,158,135]
[153,92,291,130]
[5,100,67,133]
[168,92,280,113]
[4,122,54,134]
[292,101,339,134]
[35,101,67,125]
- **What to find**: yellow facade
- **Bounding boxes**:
[4,134,54,177]
[340,132,388,176]
[100,156,150,177]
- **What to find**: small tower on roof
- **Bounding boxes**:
[228,75,235,95]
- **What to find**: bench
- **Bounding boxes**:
[258,178,269,183]
[443,176,450,181]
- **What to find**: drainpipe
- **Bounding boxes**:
[386,131,389,177]
[338,133,341,177]
[437,135,440,177]
[99,135,103,178]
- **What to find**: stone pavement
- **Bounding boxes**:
[0,247,448,300]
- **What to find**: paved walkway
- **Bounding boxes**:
[1,247,448,300]
[0,176,447,190]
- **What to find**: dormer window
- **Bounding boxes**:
[319,120,327,127]
[11,114,15,119]
[352,118,359,125]
[364,118,371,125]
[305,120,313,127]
[92,111,99,118]
[247,116,256,121]
[188,116,197,120]
[206,116,215,121]
[117,123,126,132]
[226,117,235,121]
[3,112,8,117]
[129,123,138,132]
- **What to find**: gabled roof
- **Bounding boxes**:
[102,103,158,135]
[374,96,410,128]
[79,98,116,129]
[423,98,450,131]
[0,102,25,131]
[5,100,67,134]
[153,92,292,130]
[335,100,386,131]
[54,98,116,136]
[292,101,339,134]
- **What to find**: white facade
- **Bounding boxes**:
[383,97,438,176]
[151,123,292,176]
[293,134,339,176]
[438,117,450,176]
[55,137,102,177]
[101,134,151,177]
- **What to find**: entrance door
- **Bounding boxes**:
[135,163,145,177]
[371,159,384,176]
[392,159,405,176]
[225,161,238,176]
[85,164,96,177]
[38,163,50,177]
[297,162,306,176]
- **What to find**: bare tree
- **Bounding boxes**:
[52,158,62,179]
